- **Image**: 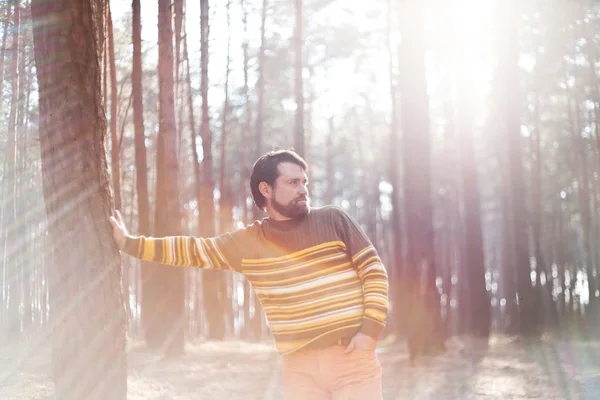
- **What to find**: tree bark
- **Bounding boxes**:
[107,2,121,211]
[397,0,445,357]
[31,0,127,398]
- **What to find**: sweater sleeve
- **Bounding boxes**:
[332,206,389,340]
[122,227,250,272]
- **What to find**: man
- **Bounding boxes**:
[110,149,389,400]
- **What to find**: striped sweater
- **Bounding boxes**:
[124,205,389,355]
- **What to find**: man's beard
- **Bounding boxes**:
[271,195,310,220]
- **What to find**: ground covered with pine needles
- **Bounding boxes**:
[1,334,599,399]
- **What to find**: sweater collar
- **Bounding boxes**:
[265,210,310,231]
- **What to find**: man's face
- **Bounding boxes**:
[270,162,309,219]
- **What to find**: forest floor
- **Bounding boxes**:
[1,333,599,399]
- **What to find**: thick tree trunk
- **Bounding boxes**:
[31,0,127,398]
[397,0,445,357]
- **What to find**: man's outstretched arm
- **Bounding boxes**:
[110,210,242,270]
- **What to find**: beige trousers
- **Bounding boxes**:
[282,345,383,400]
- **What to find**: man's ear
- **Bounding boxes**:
[259,182,272,200]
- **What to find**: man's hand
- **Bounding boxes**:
[109,210,129,250]
[344,332,377,353]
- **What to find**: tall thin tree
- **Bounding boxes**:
[498,0,540,336]
[107,1,121,211]
[456,43,490,338]
[131,0,152,340]
[146,0,186,356]
[397,0,445,358]
[199,0,227,340]
[2,0,20,337]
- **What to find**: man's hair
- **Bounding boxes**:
[250,149,308,210]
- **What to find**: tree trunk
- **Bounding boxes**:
[254,0,267,168]
[199,0,226,340]
[498,0,539,337]
[107,2,120,211]
[240,0,250,222]
[174,0,183,88]
[2,0,20,338]
[219,0,233,234]
[131,0,151,342]
[182,22,202,236]
[529,77,557,329]
[17,8,31,334]
[456,43,490,338]
[31,0,127,397]
[131,0,150,237]
[143,0,186,356]
[174,0,184,162]
[397,0,445,358]
[239,0,261,341]
[568,94,597,314]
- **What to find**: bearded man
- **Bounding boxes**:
[110,149,389,400]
